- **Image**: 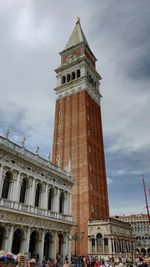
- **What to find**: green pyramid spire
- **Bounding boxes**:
[64,18,90,50]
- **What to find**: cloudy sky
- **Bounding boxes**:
[0,0,150,216]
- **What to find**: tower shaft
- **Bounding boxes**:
[52,20,109,255]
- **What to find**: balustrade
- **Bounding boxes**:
[0,198,72,222]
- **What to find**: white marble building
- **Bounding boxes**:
[0,135,73,263]
[115,214,150,256]
[88,218,135,260]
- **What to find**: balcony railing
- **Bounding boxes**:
[0,198,72,222]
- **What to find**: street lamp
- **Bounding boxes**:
[67,225,84,265]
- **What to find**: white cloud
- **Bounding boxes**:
[10,3,54,47]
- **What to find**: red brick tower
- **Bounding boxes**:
[52,18,109,255]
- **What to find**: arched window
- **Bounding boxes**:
[35,183,41,207]
[48,188,54,211]
[92,238,95,253]
[104,238,108,246]
[77,69,81,78]
[19,178,27,203]
[67,73,71,82]
[1,172,11,199]
[97,233,103,253]
[72,71,75,80]
[62,76,66,84]
[44,233,52,260]
[59,192,64,213]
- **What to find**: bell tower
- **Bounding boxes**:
[52,18,109,255]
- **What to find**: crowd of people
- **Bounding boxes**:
[41,255,150,267]
[68,255,150,267]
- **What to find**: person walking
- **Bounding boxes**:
[85,256,91,267]
[63,259,69,267]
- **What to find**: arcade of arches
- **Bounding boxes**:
[0,223,69,262]
[89,233,150,257]
[89,233,134,255]
[88,218,136,258]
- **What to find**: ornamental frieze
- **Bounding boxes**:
[0,210,70,232]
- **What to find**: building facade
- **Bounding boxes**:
[0,135,73,263]
[52,18,109,256]
[115,214,150,256]
[88,218,134,260]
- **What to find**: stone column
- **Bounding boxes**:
[103,238,105,254]
[108,238,112,255]
[30,178,36,206]
[12,171,21,202]
[9,180,15,201]
[52,231,57,260]
[26,176,34,205]
[38,230,45,263]
[81,65,86,77]
[4,225,14,252]
[54,187,59,212]
[23,227,31,254]
[44,184,48,210]
[65,234,71,263]
[40,182,47,209]
[9,170,19,201]
[95,238,97,254]
[62,238,66,262]
[111,238,114,255]
[88,237,91,254]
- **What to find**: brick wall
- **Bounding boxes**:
[52,90,109,255]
